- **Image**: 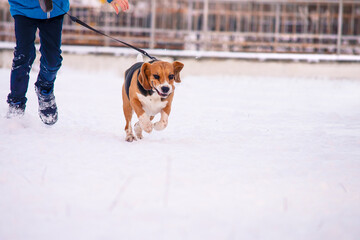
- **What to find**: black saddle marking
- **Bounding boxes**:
[124,62,143,99]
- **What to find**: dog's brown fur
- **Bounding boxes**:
[122,60,184,142]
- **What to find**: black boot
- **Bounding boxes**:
[35,84,58,125]
[6,101,26,119]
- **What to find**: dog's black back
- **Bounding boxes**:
[124,62,143,99]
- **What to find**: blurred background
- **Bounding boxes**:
[1,0,359,56]
[1,2,360,239]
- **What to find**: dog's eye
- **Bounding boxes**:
[169,74,175,80]
[153,74,160,80]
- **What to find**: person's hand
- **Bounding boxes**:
[111,0,129,14]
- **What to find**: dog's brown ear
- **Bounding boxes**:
[173,61,184,83]
[138,63,152,90]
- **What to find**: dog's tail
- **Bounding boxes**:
[137,53,144,63]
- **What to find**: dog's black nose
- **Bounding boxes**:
[161,86,170,93]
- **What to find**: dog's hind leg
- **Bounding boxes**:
[125,114,135,142]
[123,87,136,142]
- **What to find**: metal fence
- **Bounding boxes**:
[1,0,359,55]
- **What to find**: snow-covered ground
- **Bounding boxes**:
[0,62,360,240]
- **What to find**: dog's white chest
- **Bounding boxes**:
[137,93,168,116]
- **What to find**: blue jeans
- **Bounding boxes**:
[7,14,64,106]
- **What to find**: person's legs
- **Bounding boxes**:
[7,15,37,110]
[34,14,64,125]
[36,14,64,91]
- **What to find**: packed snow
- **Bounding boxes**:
[0,60,360,240]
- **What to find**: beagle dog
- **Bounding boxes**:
[122,59,184,142]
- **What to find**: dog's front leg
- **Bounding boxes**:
[130,98,153,133]
[135,116,154,139]
[134,121,143,139]
[154,95,173,131]
[139,114,153,133]
[154,111,169,131]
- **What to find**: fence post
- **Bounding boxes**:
[105,11,110,47]
[203,0,209,50]
[188,0,193,32]
[150,0,157,49]
[337,0,343,55]
[274,3,281,52]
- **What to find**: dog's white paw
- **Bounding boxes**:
[141,121,153,133]
[154,119,168,131]
[139,114,153,133]
[134,122,143,139]
[125,133,137,142]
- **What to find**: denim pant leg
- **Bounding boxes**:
[36,15,64,91]
[8,15,37,105]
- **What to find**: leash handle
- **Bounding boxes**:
[53,2,157,60]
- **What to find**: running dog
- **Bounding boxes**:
[122,59,184,142]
